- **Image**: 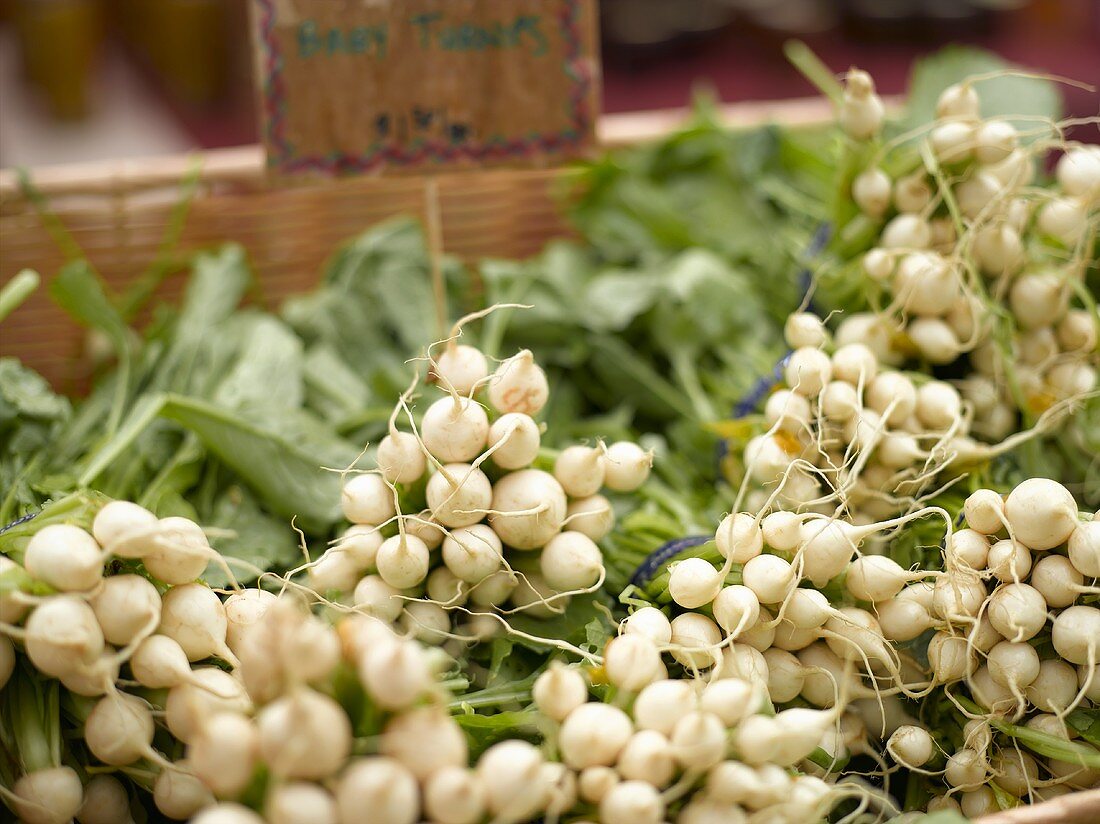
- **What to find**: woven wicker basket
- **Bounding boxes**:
[1,96,831,387]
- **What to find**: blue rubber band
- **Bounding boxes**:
[630,535,712,587]
[0,511,38,536]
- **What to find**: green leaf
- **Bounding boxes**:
[202,485,303,587]
[213,315,304,417]
[902,46,1062,134]
[453,710,541,759]
[1067,708,1100,747]
[159,395,352,532]
[507,592,614,652]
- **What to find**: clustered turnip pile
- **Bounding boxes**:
[2,60,1098,824]
[736,72,1097,523]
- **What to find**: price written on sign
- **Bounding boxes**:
[250,0,599,176]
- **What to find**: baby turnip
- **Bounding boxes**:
[487,350,549,416]
[963,489,1005,536]
[376,432,427,486]
[632,679,697,736]
[467,569,518,607]
[425,566,469,606]
[144,517,213,585]
[712,585,761,638]
[476,740,547,822]
[159,583,236,664]
[564,494,614,541]
[84,691,159,766]
[716,512,764,563]
[190,804,265,824]
[599,780,664,824]
[77,774,134,824]
[1009,272,1069,330]
[915,381,961,431]
[699,678,754,728]
[669,557,722,609]
[741,553,797,604]
[604,635,663,691]
[487,413,540,470]
[553,445,605,498]
[335,758,419,824]
[945,748,988,790]
[426,463,493,528]
[624,606,672,646]
[188,711,260,798]
[937,82,980,120]
[761,511,802,552]
[380,706,467,781]
[423,767,486,824]
[352,575,404,622]
[987,640,1041,695]
[434,344,488,397]
[886,724,934,768]
[764,389,812,433]
[265,782,337,824]
[258,688,352,779]
[602,441,652,492]
[1004,478,1079,550]
[532,663,588,721]
[399,600,450,643]
[10,766,84,824]
[341,474,396,527]
[669,612,723,669]
[488,469,566,549]
[1068,520,1099,577]
[130,635,195,689]
[375,534,430,589]
[839,69,884,140]
[785,347,832,397]
[1038,197,1088,245]
[617,730,675,788]
[24,595,104,678]
[24,524,103,592]
[853,168,891,217]
[1057,145,1100,200]
[784,312,828,349]
[165,667,251,743]
[154,760,214,821]
[986,539,1032,582]
[92,499,158,552]
[540,531,603,591]
[441,524,501,583]
[988,582,1048,642]
[1051,605,1100,666]
[881,214,932,249]
[88,574,160,647]
[359,638,430,710]
[421,396,490,463]
[560,702,633,769]
[866,371,916,425]
[223,588,276,655]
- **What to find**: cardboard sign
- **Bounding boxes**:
[250,0,600,176]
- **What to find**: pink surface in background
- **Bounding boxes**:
[600,4,1100,133]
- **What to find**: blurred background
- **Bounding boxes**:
[0,0,1097,168]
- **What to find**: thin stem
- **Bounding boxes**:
[0,270,40,323]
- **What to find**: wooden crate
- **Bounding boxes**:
[0,96,832,387]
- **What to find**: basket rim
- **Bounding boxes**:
[0,96,841,200]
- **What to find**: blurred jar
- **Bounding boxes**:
[15,0,102,119]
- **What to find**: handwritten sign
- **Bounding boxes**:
[249,0,600,176]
